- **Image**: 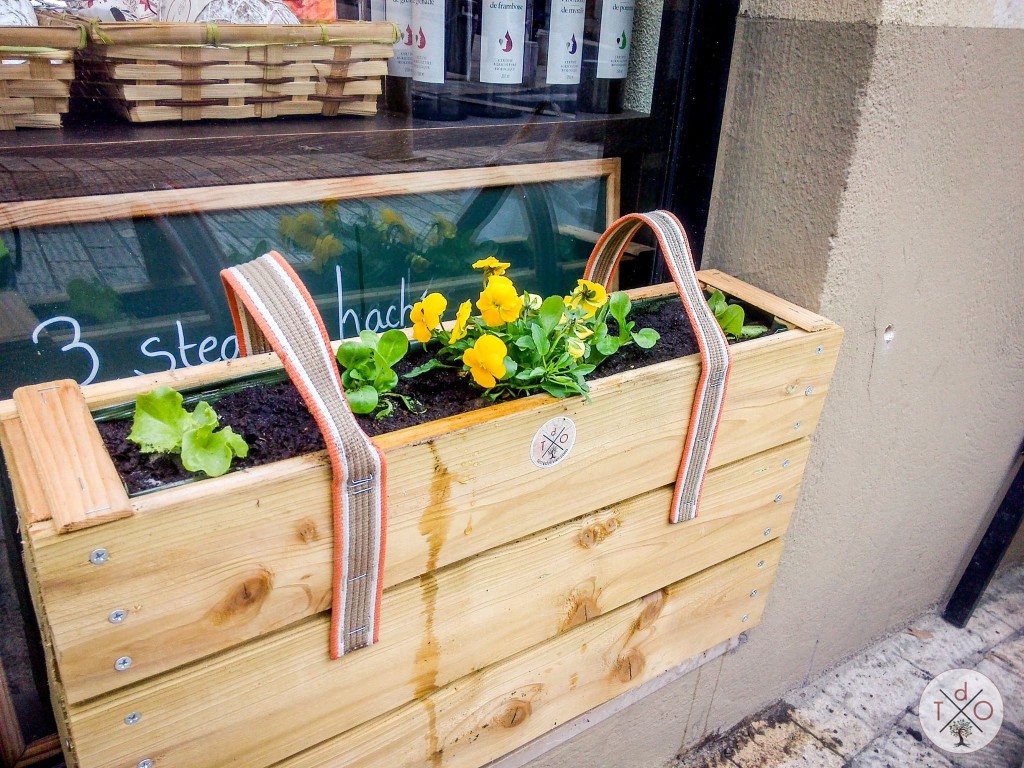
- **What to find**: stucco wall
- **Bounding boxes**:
[525,6,1024,767]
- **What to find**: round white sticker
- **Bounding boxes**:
[919,668,1003,753]
[530,416,577,468]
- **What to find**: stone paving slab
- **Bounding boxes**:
[848,714,955,768]
[671,563,1024,768]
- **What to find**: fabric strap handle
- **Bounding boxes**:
[584,210,731,523]
[221,252,387,659]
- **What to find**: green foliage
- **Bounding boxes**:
[409,276,660,403]
[128,386,248,478]
[66,278,127,324]
[336,329,423,419]
[706,290,768,341]
[279,202,501,280]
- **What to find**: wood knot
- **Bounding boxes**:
[561,580,602,632]
[613,649,646,683]
[576,510,620,549]
[208,570,273,626]
[296,519,320,544]
[633,589,668,633]
[494,699,532,729]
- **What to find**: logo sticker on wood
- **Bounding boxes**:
[531,416,577,468]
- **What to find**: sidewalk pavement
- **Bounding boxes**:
[673,563,1024,768]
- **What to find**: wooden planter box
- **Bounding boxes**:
[0,271,842,768]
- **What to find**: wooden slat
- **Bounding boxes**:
[65,481,794,767]
[0,158,620,231]
[0,661,25,768]
[83,21,397,47]
[11,381,131,533]
[699,269,837,332]
[0,416,50,525]
[120,78,380,101]
[32,435,809,703]
[0,291,38,344]
[273,540,782,768]
[12,736,63,768]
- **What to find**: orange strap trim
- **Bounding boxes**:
[584,211,731,523]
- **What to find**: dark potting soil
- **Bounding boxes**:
[98,297,761,495]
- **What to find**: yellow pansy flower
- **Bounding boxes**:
[463,335,507,388]
[472,256,512,278]
[573,324,594,340]
[434,215,457,239]
[566,337,587,359]
[521,291,543,312]
[565,279,608,319]
[477,275,523,326]
[410,293,447,343]
[379,207,406,228]
[449,300,473,345]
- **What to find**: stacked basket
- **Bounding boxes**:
[0,13,84,129]
[73,20,397,122]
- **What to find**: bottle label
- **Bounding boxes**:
[596,0,633,79]
[412,0,445,83]
[480,0,526,84]
[545,0,584,85]
[386,0,413,77]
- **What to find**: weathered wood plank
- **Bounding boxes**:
[65,481,796,767]
[11,381,132,532]
[30,325,826,702]
[0,159,620,231]
[699,269,837,332]
[273,540,782,768]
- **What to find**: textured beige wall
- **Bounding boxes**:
[526,11,1024,768]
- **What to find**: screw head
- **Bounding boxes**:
[757,560,766,568]
[114,656,133,671]
[815,346,824,355]
[793,421,802,430]
[774,494,783,503]
[804,386,814,396]
[89,548,109,565]
[763,527,772,537]
[741,614,750,623]
[124,712,141,726]
[782,459,791,468]
[109,609,127,624]
[750,589,759,597]
[139,760,154,768]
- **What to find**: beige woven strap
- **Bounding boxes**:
[221,252,387,658]
[584,211,731,523]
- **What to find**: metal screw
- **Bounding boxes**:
[815,346,824,355]
[782,459,791,468]
[750,589,759,598]
[804,386,814,396]
[109,609,127,624]
[139,760,154,768]
[793,422,802,430]
[757,560,766,568]
[89,548,109,565]
[763,528,772,537]
[124,712,141,726]
[774,494,783,503]
[114,656,133,671]
[741,614,750,623]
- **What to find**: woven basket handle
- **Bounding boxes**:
[584,211,731,523]
[221,252,387,659]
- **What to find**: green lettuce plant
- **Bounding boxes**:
[707,289,768,340]
[128,386,248,477]
[336,329,424,418]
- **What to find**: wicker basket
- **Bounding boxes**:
[0,14,84,129]
[71,19,397,123]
